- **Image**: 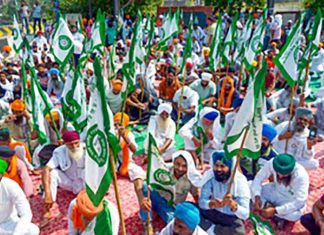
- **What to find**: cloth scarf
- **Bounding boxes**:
[4,155,23,187]
[219,76,235,114]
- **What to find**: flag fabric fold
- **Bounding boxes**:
[12,15,23,53]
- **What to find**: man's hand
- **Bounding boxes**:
[44,193,53,211]
[140,197,152,212]
[254,196,262,212]
[57,139,64,145]
[260,207,276,219]
[279,130,294,140]
[223,194,237,211]
[318,220,324,235]
[192,137,201,147]
[209,199,224,209]
[205,128,214,140]
[307,138,316,150]
[159,146,166,155]
[4,115,16,123]
[118,126,126,139]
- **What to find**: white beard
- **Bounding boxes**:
[68,146,84,162]
[158,116,171,130]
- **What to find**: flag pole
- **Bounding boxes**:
[146,187,153,235]
[225,126,249,195]
[108,148,127,235]
[200,133,205,170]
[176,72,187,132]
[284,86,296,153]
[301,48,312,95]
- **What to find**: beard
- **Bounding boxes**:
[295,123,306,133]
[68,146,84,162]
[260,143,269,155]
[277,174,292,187]
[214,170,231,182]
[166,79,173,86]
[14,116,24,125]
[158,116,171,130]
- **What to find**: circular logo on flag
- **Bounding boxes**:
[85,40,93,53]
[12,28,18,40]
[251,36,260,53]
[154,168,176,186]
[293,46,299,64]
[86,125,108,167]
[58,35,72,50]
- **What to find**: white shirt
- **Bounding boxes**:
[0,177,33,231]
[251,159,309,215]
[159,219,208,235]
[173,87,199,110]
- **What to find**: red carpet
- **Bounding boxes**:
[31,142,324,235]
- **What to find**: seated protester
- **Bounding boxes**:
[311,95,324,134]
[198,151,250,235]
[134,151,201,231]
[0,128,33,171]
[1,45,15,61]
[136,74,159,111]
[113,113,143,179]
[68,190,119,235]
[184,59,199,86]
[0,72,14,102]
[266,98,298,125]
[159,202,207,235]
[127,86,152,125]
[273,107,319,169]
[214,76,240,121]
[269,85,298,110]
[146,103,176,161]
[158,66,181,102]
[36,64,48,91]
[3,62,19,76]
[106,79,123,114]
[301,194,324,235]
[0,145,33,198]
[172,86,199,125]
[41,131,85,226]
[46,68,64,104]
[222,98,243,142]
[240,124,278,180]
[0,159,40,235]
[0,100,38,149]
[189,72,216,107]
[0,99,10,121]
[179,107,222,169]
[251,154,309,229]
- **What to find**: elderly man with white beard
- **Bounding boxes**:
[146,103,176,161]
[41,130,85,227]
[273,107,319,169]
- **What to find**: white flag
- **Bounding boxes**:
[12,15,23,53]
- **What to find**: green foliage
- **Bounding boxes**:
[205,0,266,13]
[303,0,324,14]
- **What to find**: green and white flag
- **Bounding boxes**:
[30,69,53,145]
[209,16,222,72]
[81,201,113,235]
[274,17,303,87]
[249,213,275,235]
[12,15,23,53]
[234,15,253,62]
[157,9,179,50]
[244,13,266,71]
[88,9,106,55]
[180,14,193,74]
[224,61,266,159]
[62,68,87,132]
[308,9,322,51]
[222,13,239,65]
[147,133,176,206]
[85,57,120,207]
[51,16,74,70]
[145,15,156,63]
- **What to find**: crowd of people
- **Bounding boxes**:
[0,5,323,235]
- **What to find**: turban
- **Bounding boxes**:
[158,103,172,115]
[62,131,80,143]
[295,107,313,119]
[212,151,232,170]
[2,45,11,53]
[186,58,193,69]
[262,124,277,142]
[37,31,43,35]
[10,99,25,111]
[203,110,218,121]
[167,66,176,75]
[273,154,296,175]
[114,112,129,127]
[233,98,243,109]
[49,68,60,76]
[76,190,103,219]
[271,42,277,47]
[202,47,210,56]
[0,128,10,142]
[175,202,200,231]
[201,72,212,81]
[111,79,123,92]
[0,145,15,159]
[252,60,258,67]
[0,159,8,175]
[45,111,60,122]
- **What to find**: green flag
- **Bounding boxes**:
[88,9,106,55]
[249,213,275,235]
[12,15,23,53]
[157,9,179,50]
[209,15,222,72]
[308,8,322,51]
[222,13,239,65]
[180,15,193,74]
[85,57,120,207]
[224,60,266,159]
[234,14,253,63]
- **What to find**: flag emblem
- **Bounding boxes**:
[12,29,18,40]
[59,35,72,50]
[154,169,176,185]
[86,125,108,167]
[251,36,261,53]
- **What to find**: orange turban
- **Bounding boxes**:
[72,190,104,231]
[45,111,60,122]
[10,100,25,111]
[2,45,11,53]
[114,112,129,127]
[112,79,123,92]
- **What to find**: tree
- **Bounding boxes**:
[205,0,266,13]
[303,0,324,14]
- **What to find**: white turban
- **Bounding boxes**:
[201,72,212,81]
[158,103,172,115]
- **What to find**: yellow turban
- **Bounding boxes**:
[112,79,123,92]
[2,45,11,53]
[114,112,129,127]
[45,111,60,122]
[202,47,210,56]
[10,100,25,111]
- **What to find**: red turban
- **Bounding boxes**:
[62,130,80,143]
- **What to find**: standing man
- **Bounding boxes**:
[32,2,42,33]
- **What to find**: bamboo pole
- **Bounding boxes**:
[302,48,313,95]
[200,133,204,170]
[146,187,153,235]
[109,148,127,235]
[225,127,249,195]
[176,72,187,132]
[284,86,296,153]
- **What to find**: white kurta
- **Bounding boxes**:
[251,159,309,221]
[158,219,208,235]
[223,111,236,141]
[67,198,119,235]
[0,177,39,235]
[273,121,318,169]
[46,145,86,201]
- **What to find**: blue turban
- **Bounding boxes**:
[175,202,200,231]
[49,68,60,76]
[212,151,232,169]
[203,111,218,121]
[233,98,244,109]
[0,145,15,159]
[262,124,277,142]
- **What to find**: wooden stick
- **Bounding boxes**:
[200,133,204,170]
[146,186,153,235]
[284,86,296,153]
[109,148,127,235]
[176,72,187,132]
[225,127,249,195]
[302,47,313,94]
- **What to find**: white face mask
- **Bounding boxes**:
[68,146,84,162]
